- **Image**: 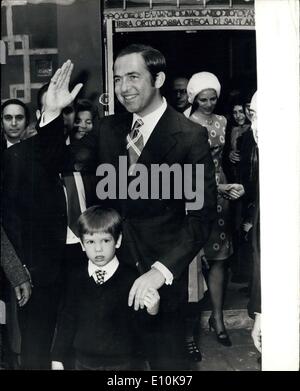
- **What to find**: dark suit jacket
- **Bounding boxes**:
[237,129,258,222]
[1,133,8,154]
[237,130,261,315]
[2,130,98,288]
[2,134,67,288]
[1,225,29,288]
[223,123,251,183]
[38,105,217,310]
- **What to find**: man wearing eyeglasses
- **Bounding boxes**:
[170,76,191,114]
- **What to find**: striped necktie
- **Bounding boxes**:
[126,119,144,175]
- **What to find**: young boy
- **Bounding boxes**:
[51,206,160,370]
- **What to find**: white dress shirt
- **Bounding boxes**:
[61,171,87,244]
[62,137,87,244]
[88,256,119,284]
[131,97,167,146]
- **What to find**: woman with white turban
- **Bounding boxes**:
[185,72,244,347]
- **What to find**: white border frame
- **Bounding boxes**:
[255,0,300,371]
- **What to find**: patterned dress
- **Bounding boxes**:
[190,112,233,261]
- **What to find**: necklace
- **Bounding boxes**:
[192,112,214,126]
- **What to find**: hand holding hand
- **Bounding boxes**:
[218,183,244,200]
[143,287,160,315]
[128,268,165,311]
[14,281,32,307]
[218,183,232,196]
[227,184,245,200]
[229,150,240,163]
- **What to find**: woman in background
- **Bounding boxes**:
[72,99,97,141]
[225,100,251,183]
[185,72,244,346]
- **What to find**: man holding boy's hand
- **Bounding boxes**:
[40,45,216,369]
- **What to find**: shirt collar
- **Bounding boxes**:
[88,256,119,283]
[132,97,167,145]
[7,139,20,148]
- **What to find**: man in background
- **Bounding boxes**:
[170,76,191,114]
[1,99,30,152]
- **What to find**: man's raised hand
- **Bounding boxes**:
[44,60,83,122]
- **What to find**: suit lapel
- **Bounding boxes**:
[138,106,181,165]
[107,106,181,167]
[105,113,132,166]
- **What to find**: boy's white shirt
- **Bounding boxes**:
[88,256,119,283]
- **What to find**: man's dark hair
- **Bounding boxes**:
[116,44,166,84]
[172,75,189,85]
[1,99,30,127]
[37,82,50,111]
[77,206,122,242]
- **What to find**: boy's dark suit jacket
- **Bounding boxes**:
[39,105,217,311]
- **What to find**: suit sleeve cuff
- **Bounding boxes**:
[39,111,60,127]
[151,262,173,285]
